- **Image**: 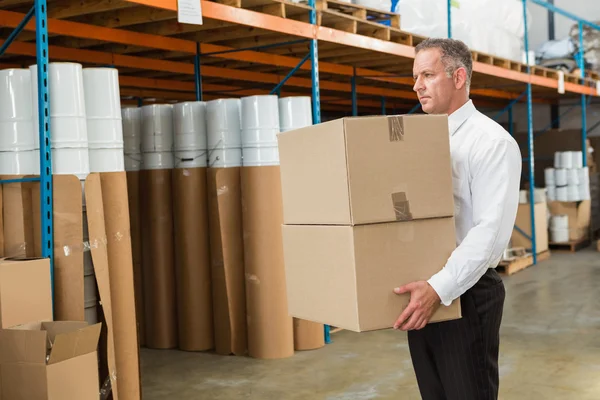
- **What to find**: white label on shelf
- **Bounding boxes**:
[177,0,203,25]
[558,71,565,94]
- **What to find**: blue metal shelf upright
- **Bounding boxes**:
[0,0,54,303]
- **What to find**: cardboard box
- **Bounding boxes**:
[282,217,461,332]
[511,202,549,253]
[0,321,101,400]
[548,200,591,242]
[277,115,454,225]
[0,257,52,328]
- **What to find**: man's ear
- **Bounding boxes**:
[454,67,467,90]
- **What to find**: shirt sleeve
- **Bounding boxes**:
[428,138,522,306]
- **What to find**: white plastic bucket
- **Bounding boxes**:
[556,186,568,202]
[143,151,174,170]
[122,107,142,142]
[0,120,36,151]
[82,68,121,119]
[89,148,125,172]
[86,119,124,149]
[49,116,88,148]
[279,96,312,130]
[242,146,279,167]
[208,148,242,168]
[550,228,569,243]
[559,151,573,169]
[206,99,241,148]
[173,101,207,151]
[241,95,279,130]
[174,150,207,168]
[544,168,555,186]
[567,168,579,185]
[124,153,143,171]
[241,128,279,148]
[547,185,556,201]
[577,167,589,184]
[579,183,591,200]
[550,215,569,229]
[567,185,579,201]
[554,168,568,186]
[141,104,173,152]
[572,151,583,169]
[52,147,90,176]
[0,150,39,175]
[30,63,86,119]
[0,69,33,122]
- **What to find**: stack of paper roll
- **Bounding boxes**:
[32,62,92,322]
[241,95,294,359]
[121,106,145,346]
[550,215,569,243]
[141,104,177,349]
[172,101,214,351]
[550,151,589,201]
[278,96,324,352]
[206,98,247,355]
[0,69,38,174]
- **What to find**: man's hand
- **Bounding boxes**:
[393,281,441,331]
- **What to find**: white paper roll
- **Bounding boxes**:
[577,167,590,184]
[547,185,556,201]
[0,69,36,151]
[124,153,143,172]
[141,104,173,152]
[556,186,568,202]
[544,168,555,186]
[0,150,39,175]
[567,168,580,185]
[572,151,583,169]
[550,228,569,243]
[579,183,591,201]
[560,152,573,169]
[555,168,568,186]
[241,128,279,148]
[83,68,121,119]
[207,99,241,150]
[87,119,124,149]
[0,120,36,151]
[143,151,174,170]
[550,215,568,229]
[554,152,562,168]
[567,185,579,201]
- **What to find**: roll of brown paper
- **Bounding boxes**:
[126,171,145,347]
[173,167,214,351]
[141,169,178,349]
[241,166,294,359]
[294,318,325,351]
[100,172,142,400]
[207,167,247,356]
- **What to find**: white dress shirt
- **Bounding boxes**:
[428,100,522,306]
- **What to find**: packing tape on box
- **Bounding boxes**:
[391,192,413,221]
[387,116,405,142]
[61,232,125,257]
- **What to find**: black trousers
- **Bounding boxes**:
[408,268,505,400]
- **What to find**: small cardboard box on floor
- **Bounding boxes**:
[278,115,461,332]
[0,321,102,400]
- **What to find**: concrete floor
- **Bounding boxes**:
[140,249,600,399]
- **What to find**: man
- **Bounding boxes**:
[392,38,522,399]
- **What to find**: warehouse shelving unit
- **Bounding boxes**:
[0,0,599,340]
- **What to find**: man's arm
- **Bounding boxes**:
[428,138,522,306]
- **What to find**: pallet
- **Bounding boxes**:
[497,250,550,276]
[549,238,591,252]
[315,0,400,29]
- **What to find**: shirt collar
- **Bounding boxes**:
[448,100,476,136]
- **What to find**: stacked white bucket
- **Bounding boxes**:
[241,95,280,167]
[279,96,313,133]
[207,99,242,168]
[122,107,143,171]
[82,68,124,173]
[0,69,39,174]
[142,105,174,170]
[545,151,589,202]
[30,62,98,324]
[173,102,207,168]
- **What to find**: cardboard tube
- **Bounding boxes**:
[2,176,35,258]
[241,166,294,359]
[100,172,142,400]
[141,169,178,349]
[207,167,247,356]
[126,171,145,347]
[173,167,214,351]
[294,319,325,351]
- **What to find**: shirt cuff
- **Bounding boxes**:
[427,267,458,307]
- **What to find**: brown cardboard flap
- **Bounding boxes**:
[0,325,47,364]
[47,323,101,365]
[53,175,84,321]
[2,175,35,258]
[0,363,49,399]
[85,173,119,399]
[99,171,141,400]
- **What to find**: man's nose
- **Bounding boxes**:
[413,76,423,93]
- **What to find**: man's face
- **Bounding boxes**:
[412,48,456,115]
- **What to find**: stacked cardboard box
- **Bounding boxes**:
[278,115,461,332]
[0,257,101,399]
[511,202,549,254]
